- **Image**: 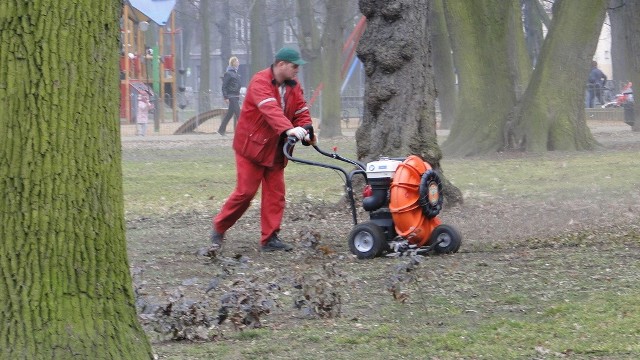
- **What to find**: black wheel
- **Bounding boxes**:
[418,170,443,219]
[348,222,387,259]
[430,224,462,254]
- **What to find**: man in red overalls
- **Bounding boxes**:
[211,47,316,252]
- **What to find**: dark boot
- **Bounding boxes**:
[210,230,224,251]
[261,234,293,252]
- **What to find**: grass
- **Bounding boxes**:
[122,139,360,216]
[122,135,640,359]
[122,140,640,217]
[442,150,640,201]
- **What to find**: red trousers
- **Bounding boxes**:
[213,153,286,245]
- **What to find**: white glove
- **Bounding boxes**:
[286,126,307,140]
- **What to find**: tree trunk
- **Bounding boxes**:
[199,0,213,112]
[441,0,531,156]
[272,20,284,54]
[217,0,233,75]
[250,0,273,75]
[429,0,458,130]
[522,0,544,68]
[176,0,197,111]
[356,0,462,204]
[609,0,628,86]
[270,0,289,52]
[320,0,346,138]
[356,0,439,163]
[0,1,153,358]
[176,0,193,74]
[510,0,607,150]
[621,0,640,131]
[296,0,322,94]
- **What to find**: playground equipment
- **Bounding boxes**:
[173,109,227,135]
[120,0,180,124]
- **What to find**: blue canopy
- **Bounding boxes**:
[128,0,176,25]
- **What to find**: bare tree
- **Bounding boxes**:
[292,0,361,136]
[522,0,545,68]
[250,0,274,75]
[609,0,628,87]
[320,0,347,137]
[198,0,213,112]
[296,0,323,93]
[175,0,195,73]
[216,0,233,74]
[620,0,640,131]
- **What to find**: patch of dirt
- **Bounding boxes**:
[125,120,640,346]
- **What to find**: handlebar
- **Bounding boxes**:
[283,136,365,171]
[283,127,367,225]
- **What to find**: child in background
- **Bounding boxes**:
[136,93,151,136]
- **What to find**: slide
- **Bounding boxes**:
[173,108,227,134]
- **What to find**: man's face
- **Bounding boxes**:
[278,61,299,80]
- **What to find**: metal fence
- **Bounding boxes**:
[120,89,228,136]
[121,88,366,137]
[121,86,631,137]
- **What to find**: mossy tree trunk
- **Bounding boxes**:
[441,0,531,156]
[357,0,462,204]
[0,1,153,359]
[320,0,346,138]
[509,0,607,150]
[430,0,458,130]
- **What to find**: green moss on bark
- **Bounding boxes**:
[442,0,530,156]
[514,0,606,152]
[0,1,153,358]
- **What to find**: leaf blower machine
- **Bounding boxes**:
[284,127,462,259]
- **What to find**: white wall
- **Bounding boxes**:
[593,16,612,79]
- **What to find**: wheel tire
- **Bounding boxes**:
[418,170,443,219]
[348,222,387,259]
[430,224,462,254]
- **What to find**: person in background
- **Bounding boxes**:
[136,93,152,136]
[218,56,242,136]
[587,60,607,108]
[210,47,316,253]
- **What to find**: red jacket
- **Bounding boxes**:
[233,66,312,167]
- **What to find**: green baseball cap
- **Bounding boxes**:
[275,47,306,65]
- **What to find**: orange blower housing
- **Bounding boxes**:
[389,155,443,247]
